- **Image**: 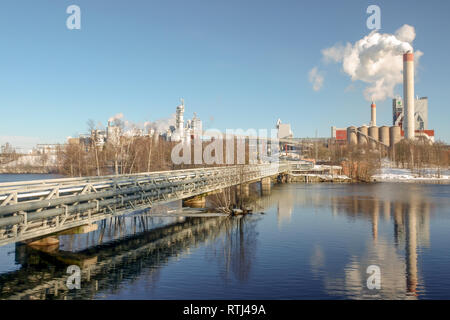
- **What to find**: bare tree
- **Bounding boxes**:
[87,119,101,176]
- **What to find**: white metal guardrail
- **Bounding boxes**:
[0,163,288,246]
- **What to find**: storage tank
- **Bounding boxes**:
[358,126,368,145]
[369,126,379,149]
[390,125,401,147]
[379,126,390,147]
[347,126,357,145]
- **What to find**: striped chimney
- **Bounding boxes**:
[370,102,376,127]
[403,52,415,140]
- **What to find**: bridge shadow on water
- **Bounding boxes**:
[0,207,261,299]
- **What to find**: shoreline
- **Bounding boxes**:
[371,178,450,184]
[0,168,57,174]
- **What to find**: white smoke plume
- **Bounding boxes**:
[107,112,176,137]
[144,114,176,135]
[308,67,324,91]
[108,112,124,123]
[321,24,423,102]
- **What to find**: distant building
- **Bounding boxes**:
[34,144,62,155]
[67,137,80,145]
[393,96,428,131]
[331,126,347,144]
[106,121,121,145]
[68,99,201,146]
[276,119,293,139]
[188,112,203,139]
[393,96,434,141]
[171,99,185,142]
[90,129,107,147]
[169,99,203,142]
[66,135,90,151]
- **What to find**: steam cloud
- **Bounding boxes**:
[144,115,176,135]
[319,24,423,101]
[107,112,176,137]
[108,113,124,123]
[308,67,324,91]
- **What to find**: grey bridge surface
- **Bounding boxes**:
[0,163,289,246]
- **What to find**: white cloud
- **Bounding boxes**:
[320,24,423,102]
[309,67,324,92]
[395,24,416,43]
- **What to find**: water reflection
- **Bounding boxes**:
[0,182,448,299]
[0,211,262,299]
[205,217,260,283]
[1,217,217,299]
[254,183,441,299]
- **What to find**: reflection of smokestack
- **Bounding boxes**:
[371,200,379,242]
[370,102,376,127]
[403,52,415,139]
[406,205,418,295]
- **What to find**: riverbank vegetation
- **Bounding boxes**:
[392,140,449,178]
[306,139,449,182]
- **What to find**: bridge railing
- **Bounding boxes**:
[0,162,288,245]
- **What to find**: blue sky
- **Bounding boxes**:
[0,0,449,150]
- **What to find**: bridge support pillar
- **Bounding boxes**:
[261,177,271,195]
[183,195,206,208]
[58,223,99,235]
[237,183,250,198]
[26,236,60,252]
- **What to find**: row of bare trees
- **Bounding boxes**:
[392,140,449,177]
[56,136,176,177]
[302,141,382,181]
[57,122,261,177]
[314,138,449,181]
[0,143,20,165]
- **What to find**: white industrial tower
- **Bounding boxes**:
[176,98,185,140]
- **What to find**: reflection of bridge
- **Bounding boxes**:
[0,163,287,245]
[0,216,233,299]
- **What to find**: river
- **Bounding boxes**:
[0,175,449,299]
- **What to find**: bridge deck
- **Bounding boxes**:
[0,163,287,246]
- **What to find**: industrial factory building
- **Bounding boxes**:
[165,99,203,142]
[392,96,434,141]
[393,97,428,130]
[331,52,435,148]
[276,119,293,140]
[68,99,203,149]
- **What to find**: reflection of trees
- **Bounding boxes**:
[206,216,260,283]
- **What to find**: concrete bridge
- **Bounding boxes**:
[0,163,289,246]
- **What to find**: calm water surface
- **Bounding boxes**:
[0,173,62,183]
[0,177,449,300]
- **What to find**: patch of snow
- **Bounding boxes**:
[372,162,450,182]
[2,154,57,167]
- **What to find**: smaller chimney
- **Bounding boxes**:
[370,102,376,127]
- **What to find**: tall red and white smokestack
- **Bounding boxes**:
[370,102,376,127]
[403,52,415,139]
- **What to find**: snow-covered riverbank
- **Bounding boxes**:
[372,167,450,183]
